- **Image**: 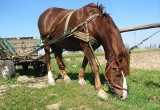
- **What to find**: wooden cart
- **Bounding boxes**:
[0,37,47,80]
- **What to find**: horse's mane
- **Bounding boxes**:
[104,15,130,76]
[87,3,130,75]
[89,3,105,13]
[88,3,125,56]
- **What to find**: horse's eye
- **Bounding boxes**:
[113,68,122,77]
[116,73,121,77]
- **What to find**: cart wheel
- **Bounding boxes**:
[1,60,15,80]
[34,61,47,76]
[22,64,28,71]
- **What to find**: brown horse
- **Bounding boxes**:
[38,3,130,100]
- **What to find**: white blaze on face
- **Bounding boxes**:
[121,71,127,100]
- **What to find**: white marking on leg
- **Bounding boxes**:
[78,78,86,86]
[97,89,108,100]
[63,75,71,83]
[48,71,55,85]
[121,71,127,100]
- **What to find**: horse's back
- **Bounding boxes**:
[38,3,100,36]
[38,7,70,36]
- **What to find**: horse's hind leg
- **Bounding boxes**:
[54,50,71,83]
[78,56,88,86]
[43,41,55,85]
[81,43,108,100]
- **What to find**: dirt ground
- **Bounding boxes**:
[130,51,160,70]
[66,51,160,71]
[97,51,160,71]
[65,51,160,71]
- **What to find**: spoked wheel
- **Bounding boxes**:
[1,60,15,80]
[33,61,47,76]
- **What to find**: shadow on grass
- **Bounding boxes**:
[16,68,106,86]
[16,68,47,77]
[145,81,160,88]
[65,72,106,86]
[16,69,35,76]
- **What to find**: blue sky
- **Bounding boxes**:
[0,0,160,48]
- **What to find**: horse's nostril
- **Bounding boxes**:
[117,95,124,100]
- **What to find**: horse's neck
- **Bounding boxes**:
[100,26,121,61]
[100,38,115,60]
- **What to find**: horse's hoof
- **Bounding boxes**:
[48,80,56,86]
[98,89,108,100]
[64,75,71,83]
[78,78,86,86]
[48,82,56,86]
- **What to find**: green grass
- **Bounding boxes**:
[63,49,160,58]
[63,51,105,58]
[0,58,160,110]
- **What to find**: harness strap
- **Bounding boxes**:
[64,10,76,32]
[74,31,100,46]
[110,82,128,91]
[85,14,100,24]
[42,13,101,45]
[42,10,75,43]
[88,41,114,90]
[69,13,101,45]
[71,14,100,33]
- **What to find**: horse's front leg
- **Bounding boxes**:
[55,52,71,83]
[78,56,88,86]
[81,43,108,100]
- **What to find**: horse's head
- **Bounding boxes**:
[105,54,130,100]
[78,3,130,100]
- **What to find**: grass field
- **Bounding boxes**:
[0,51,160,110]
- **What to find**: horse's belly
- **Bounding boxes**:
[56,37,82,51]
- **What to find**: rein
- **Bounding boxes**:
[110,82,128,91]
